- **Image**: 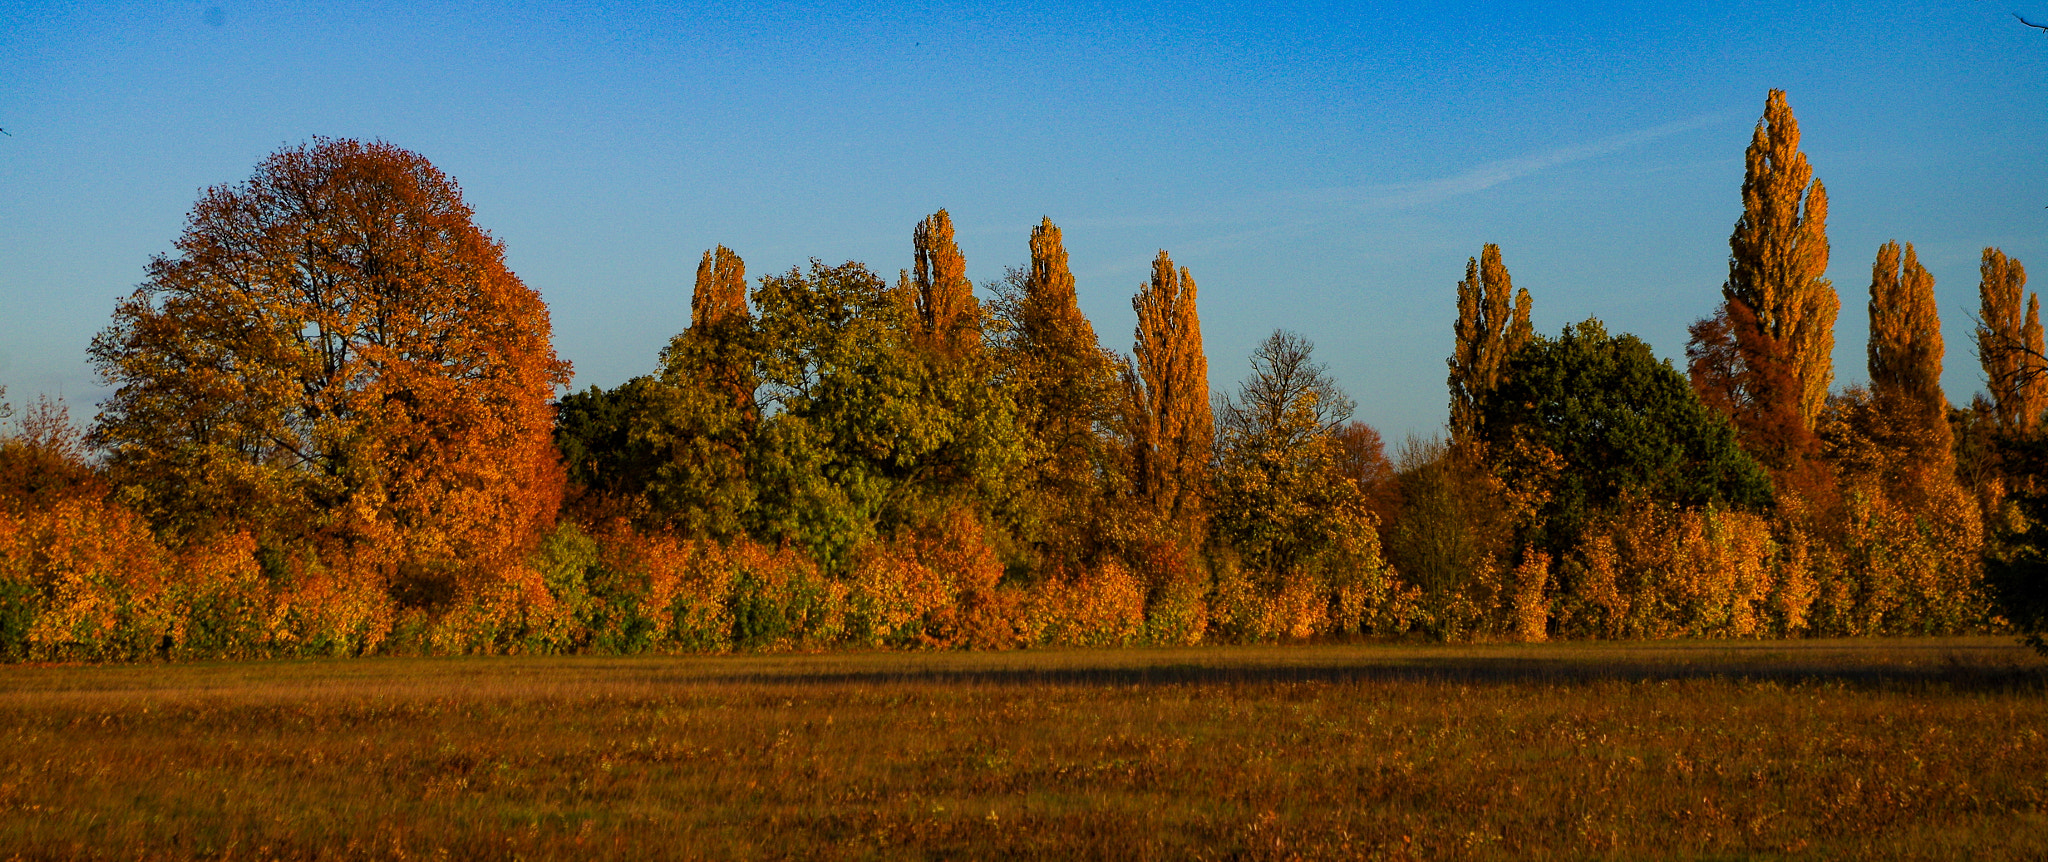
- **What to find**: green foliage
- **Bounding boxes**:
[639,314,760,537]
[1211,332,1396,637]
[0,579,33,662]
[554,380,665,502]
[749,259,1021,572]
[1480,318,1773,552]
[1384,436,1504,639]
[988,259,1124,569]
[1984,437,2048,654]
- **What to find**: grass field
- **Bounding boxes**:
[1,639,2045,860]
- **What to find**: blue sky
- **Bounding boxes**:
[3,1,2044,441]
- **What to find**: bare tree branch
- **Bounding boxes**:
[1971,309,2048,401]
[2021,12,2048,31]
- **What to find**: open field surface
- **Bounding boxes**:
[1,639,2045,860]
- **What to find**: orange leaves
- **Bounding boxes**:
[90,137,567,583]
[907,210,981,355]
[1449,243,1531,447]
[1562,503,1780,639]
[849,509,1014,649]
[0,497,169,659]
[1727,89,1836,431]
[1977,248,2041,438]
[1126,250,1211,530]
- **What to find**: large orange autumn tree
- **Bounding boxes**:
[89,138,569,581]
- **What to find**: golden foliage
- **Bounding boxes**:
[1867,241,1947,445]
[0,498,171,659]
[1019,559,1149,647]
[906,209,981,355]
[1977,247,2042,437]
[1125,250,1212,531]
[1448,243,1532,446]
[690,244,748,329]
[1725,88,1837,431]
[89,139,570,584]
[849,509,1016,649]
[1509,551,1551,642]
[1566,502,1778,639]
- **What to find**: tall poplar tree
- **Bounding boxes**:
[1724,88,1837,434]
[907,209,981,356]
[691,245,748,329]
[1867,241,1950,458]
[1125,251,1212,530]
[1448,243,1532,447]
[633,245,760,536]
[995,218,1121,559]
[1978,248,2043,438]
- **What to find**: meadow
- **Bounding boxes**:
[1,639,2045,860]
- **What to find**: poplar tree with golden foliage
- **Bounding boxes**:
[1447,243,1532,447]
[1727,89,1836,429]
[991,218,1122,563]
[692,246,749,332]
[1814,241,1986,633]
[1977,248,2043,439]
[1692,89,1837,480]
[1123,251,1212,532]
[90,138,569,576]
[1863,241,1952,463]
[904,209,982,356]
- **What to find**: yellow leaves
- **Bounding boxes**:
[909,210,981,355]
[1449,243,1531,446]
[1510,552,1551,642]
[1564,502,1779,639]
[0,496,170,659]
[1020,560,1150,648]
[1867,241,1946,438]
[1977,248,2040,437]
[1726,89,1836,431]
[1128,250,1211,527]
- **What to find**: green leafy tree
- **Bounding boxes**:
[989,218,1123,566]
[554,378,666,505]
[749,260,1019,571]
[638,246,760,537]
[1384,434,1503,638]
[1480,318,1772,554]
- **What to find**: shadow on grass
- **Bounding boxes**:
[718,655,2048,693]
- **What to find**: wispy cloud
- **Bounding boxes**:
[1065,111,1747,282]
[1343,111,1746,210]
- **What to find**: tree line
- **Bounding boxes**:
[0,91,2043,659]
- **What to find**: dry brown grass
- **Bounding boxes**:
[1,638,2044,859]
